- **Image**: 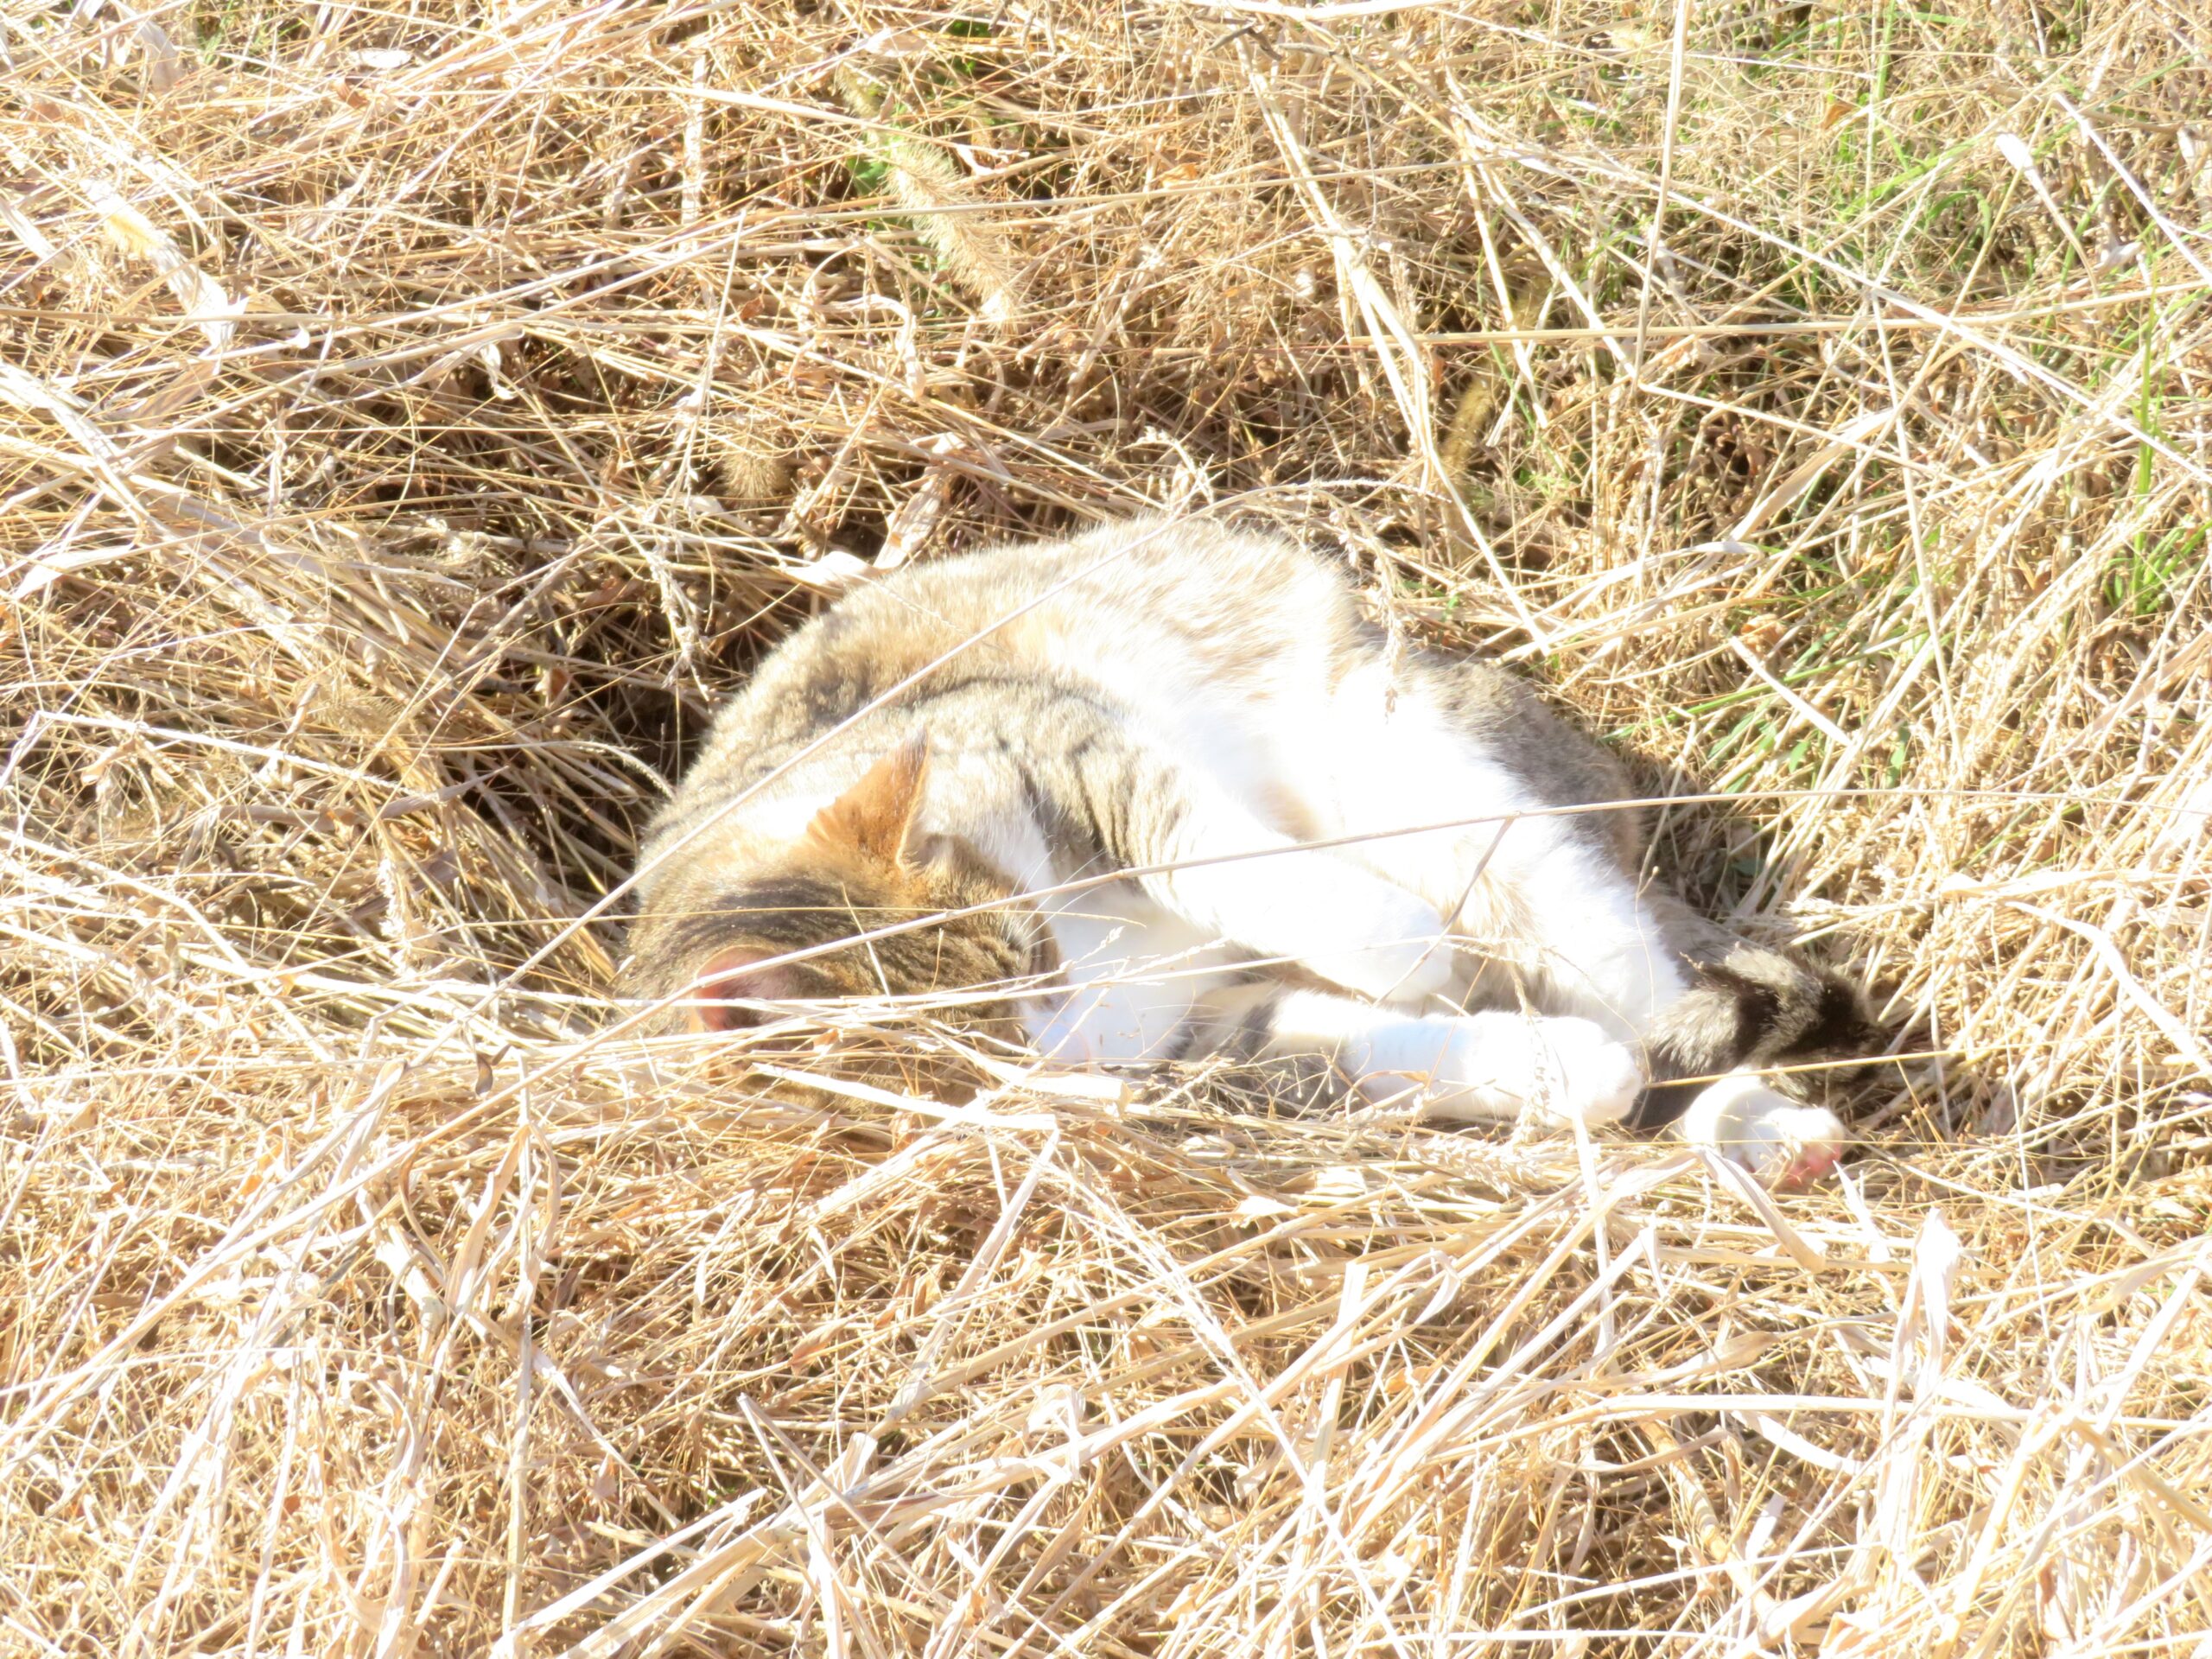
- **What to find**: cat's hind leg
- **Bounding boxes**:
[1014,710,1455,1006]
[1314,661,1691,1040]
[1316,656,1869,1184]
[1126,777,1456,1007]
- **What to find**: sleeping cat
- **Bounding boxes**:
[621,516,1874,1186]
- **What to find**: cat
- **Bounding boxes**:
[620,515,1875,1186]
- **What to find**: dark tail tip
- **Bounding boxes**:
[1631,950,1879,1130]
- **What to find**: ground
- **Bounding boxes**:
[3,0,2209,1653]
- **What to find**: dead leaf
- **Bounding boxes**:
[1738,615,1786,653]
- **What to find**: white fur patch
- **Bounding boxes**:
[1265,995,1643,1127]
[1177,853,1451,1004]
[1024,884,1231,1063]
[1396,1011,1643,1126]
[1293,672,1694,1040]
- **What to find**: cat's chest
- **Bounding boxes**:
[1023,883,1236,1065]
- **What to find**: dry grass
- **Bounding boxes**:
[4,0,2212,1652]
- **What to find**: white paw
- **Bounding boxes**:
[1681,1073,1846,1189]
[1413,1014,1644,1127]
[1033,981,1192,1064]
[1292,877,1452,1005]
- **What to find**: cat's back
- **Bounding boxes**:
[712,517,1365,755]
[636,517,1381,882]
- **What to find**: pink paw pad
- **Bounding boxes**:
[1683,1079,1847,1190]
[1773,1139,1841,1191]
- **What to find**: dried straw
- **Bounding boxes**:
[3,0,2208,1653]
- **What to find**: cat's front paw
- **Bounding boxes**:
[1420,1014,1644,1127]
[1681,1073,1846,1189]
[1294,880,1452,1006]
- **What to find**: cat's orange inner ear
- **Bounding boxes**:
[807,736,930,866]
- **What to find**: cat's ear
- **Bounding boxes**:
[807,734,930,866]
[685,948,792,1033]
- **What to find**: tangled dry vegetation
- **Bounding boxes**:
[4,0,2211,1651]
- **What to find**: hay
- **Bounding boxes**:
[3,0,2209,1652]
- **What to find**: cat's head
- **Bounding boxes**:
[621,738,1039,1041]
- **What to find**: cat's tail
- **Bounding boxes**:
[1629,894,1878,1132]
